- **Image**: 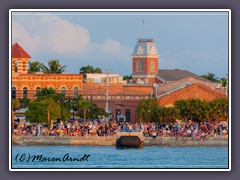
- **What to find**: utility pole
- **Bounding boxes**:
[105,69,109,114]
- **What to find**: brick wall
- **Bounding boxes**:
[157,83,228,106]
[12,74,83,100]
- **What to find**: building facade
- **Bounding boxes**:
[11,43,83,100]
[11,40,227,122]
[132,38,162,84]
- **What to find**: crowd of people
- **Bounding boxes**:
[13,118,228,141]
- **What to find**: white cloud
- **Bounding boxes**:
[12,15,91,56]
[97,39,132,60]
[12,20,41,55]
[12,15,132,61]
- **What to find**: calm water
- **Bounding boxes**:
[12,146,228,169]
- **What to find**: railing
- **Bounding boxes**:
[82,94,150,100]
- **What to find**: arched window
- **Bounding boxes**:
[61,87,66,97]
[74,87,78,97]
[150,61,155,72]
[36,87,41,96]
[23,61,27,72]
[12,87,16,99]
[137,59,144,72]
[23,87,28,98]
[14,60,18,72]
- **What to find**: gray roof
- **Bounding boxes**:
[157,69,211,82]
[156,77,225,97]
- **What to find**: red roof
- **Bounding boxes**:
[12,43,31,58]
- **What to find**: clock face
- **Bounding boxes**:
[137,46,144,54]
[150,46,155,54]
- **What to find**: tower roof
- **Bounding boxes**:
[132,38,159,56]
[12,43,31,59]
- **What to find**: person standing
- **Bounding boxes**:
[36,123,40,136]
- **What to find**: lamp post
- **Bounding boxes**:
[58,95,64,121]
[71,97,75,119]
[47,109,50,128]
[148,109,151,122]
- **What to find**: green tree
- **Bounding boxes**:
[79,65,102,79]
[209,98,228,121]
[220,77,228,87]
[18,97,30,108]
[76,99,95,124]
[123,75,132,80]
[136,99,158,123]
[28,61,41,73]
[201,72,219,83]
[35,87,62,102]
[87,105,108,120]
[40,59,66,74]
[157,106,179,123]
[11,99,20,133]
[25,98,61,125]
[174,99,211,122]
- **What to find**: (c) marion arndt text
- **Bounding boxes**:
[15,153,91,163]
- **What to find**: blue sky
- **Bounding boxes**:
[12,11,229,78]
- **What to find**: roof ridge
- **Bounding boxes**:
[157,82,227,99]
[12,43,31,59]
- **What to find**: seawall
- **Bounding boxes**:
[12,135,228,146]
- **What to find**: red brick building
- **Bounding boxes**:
[11,43,83,100]
[11,40,227,122]
[132,38,161,84]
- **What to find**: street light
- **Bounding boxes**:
[70,97,77,119]
[58,95,65,120]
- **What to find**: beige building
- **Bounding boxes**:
[85,73,123,84]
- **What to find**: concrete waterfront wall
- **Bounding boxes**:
[144,136,228,146]
[12,135,228,146]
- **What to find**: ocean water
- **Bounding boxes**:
[12,146,228,169]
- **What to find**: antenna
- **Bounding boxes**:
[142,19,144,38]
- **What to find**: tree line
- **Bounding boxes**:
[200,72,228,87]
[137,98,228,123]
[28,60,103,75]
[12,88,108,128]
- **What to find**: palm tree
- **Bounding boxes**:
[11,99,20,133]
[28,61,41,73]
[40,60,66,74]
[77,99,94,124]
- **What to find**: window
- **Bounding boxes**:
[12,87,16,99]
[14,60,18,72]
[74,87,78,97]
[61,87,66,97]
[137,60,144,72]
[23,87,28,98]
[36,87,41,96]
[150,61,155,72]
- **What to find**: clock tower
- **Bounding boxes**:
[132,38,159,84]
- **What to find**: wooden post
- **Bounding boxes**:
[84,109,86,125]
[47,109,50,127]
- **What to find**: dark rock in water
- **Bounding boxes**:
[116,136,143,149]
